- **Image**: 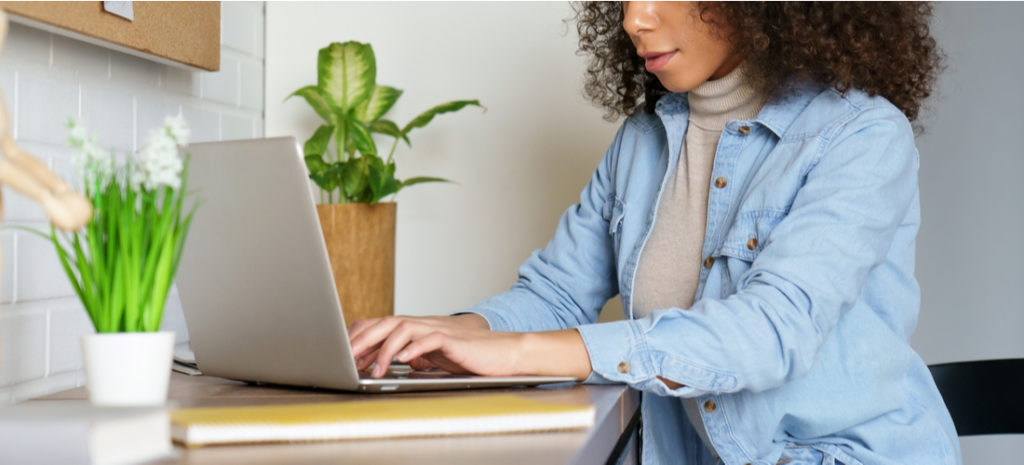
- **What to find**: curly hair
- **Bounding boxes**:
[572,2,944,126]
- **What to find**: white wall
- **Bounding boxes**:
[911,3,1024,461]
[265,2,620,319]
[0,2,266,403]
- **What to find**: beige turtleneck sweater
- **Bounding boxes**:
[632,66,766,455]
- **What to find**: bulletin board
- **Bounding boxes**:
[1,1,220,71]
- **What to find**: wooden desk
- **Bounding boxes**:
[37,373,639,465]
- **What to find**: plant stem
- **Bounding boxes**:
[386,137,400,165]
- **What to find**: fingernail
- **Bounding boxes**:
[373,365,384,377]
[397,351,409,361]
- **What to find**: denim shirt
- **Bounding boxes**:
[464,82,961,465]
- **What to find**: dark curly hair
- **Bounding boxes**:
[572,2,944,126]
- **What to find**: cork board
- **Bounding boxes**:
[2,1,220,71]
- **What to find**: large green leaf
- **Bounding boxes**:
[303,124,334,157]
[318,42,376,112]
[347,119,378,156]
[354,85,403,123]
[287,86,336,123]
[369,119,410,146]
[401,100,482,136]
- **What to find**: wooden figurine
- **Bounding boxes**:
[0,9,93,297]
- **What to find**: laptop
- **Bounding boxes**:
[175,137,576,392]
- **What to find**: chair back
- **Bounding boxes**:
[928,358,1024,436]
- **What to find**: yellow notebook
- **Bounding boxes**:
[170,394,596,447]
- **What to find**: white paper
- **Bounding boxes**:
[103,1,134,21]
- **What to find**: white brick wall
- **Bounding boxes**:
[0,2,265,402]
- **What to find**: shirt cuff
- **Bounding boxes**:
[450,308,513,332]
[575,318,731,397]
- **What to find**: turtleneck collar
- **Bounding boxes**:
[686,65,766,130]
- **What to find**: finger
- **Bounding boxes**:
[350,317,405,360]
[395,332,446,364]
[371,321,425,377]
[347,318,379,341]
[408,356,435,371]
[356,348,381,371]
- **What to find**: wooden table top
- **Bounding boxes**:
[36,373,638,465]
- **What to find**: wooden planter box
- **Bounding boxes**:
[316,202,396,326]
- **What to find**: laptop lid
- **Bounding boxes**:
[177,137,361,390]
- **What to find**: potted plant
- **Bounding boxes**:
[46,116,196,406]
[287,41,482,324]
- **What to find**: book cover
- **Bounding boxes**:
[171,393,595,447]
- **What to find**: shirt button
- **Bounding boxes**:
[746,237,758,250]
[703,256,715,268]
[714,176,727,189]
[738,125,751,135]
[703,399,717,413]
[617,361,630,374]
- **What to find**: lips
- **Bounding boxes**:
[643,51,677,72]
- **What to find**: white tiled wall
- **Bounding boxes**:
[0,2,265,403]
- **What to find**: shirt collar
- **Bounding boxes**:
[654,79,827,138]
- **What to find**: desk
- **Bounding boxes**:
[36,373,640,465]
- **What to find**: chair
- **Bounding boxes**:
[928,358,1024,436]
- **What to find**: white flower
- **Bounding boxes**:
[67,118,115,183]
[163,114,190,146]
[132,116,188,191]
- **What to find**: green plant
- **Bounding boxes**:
[287,41,482,204]
[45,117,196,333]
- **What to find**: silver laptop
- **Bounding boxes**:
[176,137,575,392]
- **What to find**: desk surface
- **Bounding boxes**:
[37,373,638,465]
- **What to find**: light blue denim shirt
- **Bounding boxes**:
[464,82,961,465]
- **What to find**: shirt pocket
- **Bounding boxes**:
[712,209,786,294]
[601,194,626,257]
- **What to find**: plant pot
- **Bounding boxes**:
[81,331,175,406]
[316,202,396,326]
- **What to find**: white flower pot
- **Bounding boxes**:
[81,331,175,406]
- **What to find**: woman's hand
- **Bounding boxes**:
[348,314,592,380]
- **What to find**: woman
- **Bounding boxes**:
[350,2,959,464]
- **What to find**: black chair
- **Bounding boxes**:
[928,358,1024,436]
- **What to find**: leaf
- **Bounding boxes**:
[367,156,400,203]
[341,157,370,201]
[369,119,410,146]
[400,176,452,189]
[347,119,378,156]
[286,86,336,123]
[303,124,334,158]
[400,100,483,137]
[354,85,403,123]
[305,155,329,177]
[318,42,376,112]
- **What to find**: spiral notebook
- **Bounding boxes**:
[170,394,595,447]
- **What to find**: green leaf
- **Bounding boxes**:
[286,86,336,123]
[400,176,452,189]
[400,100,483,137]
[305,155,329,176]
[347,119,378,156]
[341,157,370,201]
[303,124,334,158]
[318,42,376,112]
[369,119,410,146]
[354,85,403,123]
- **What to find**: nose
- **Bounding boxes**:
[622,1,657,38]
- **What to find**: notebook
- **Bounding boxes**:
[170,394,595,447]
[176,137,576,392]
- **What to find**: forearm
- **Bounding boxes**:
[517,329,592,381]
